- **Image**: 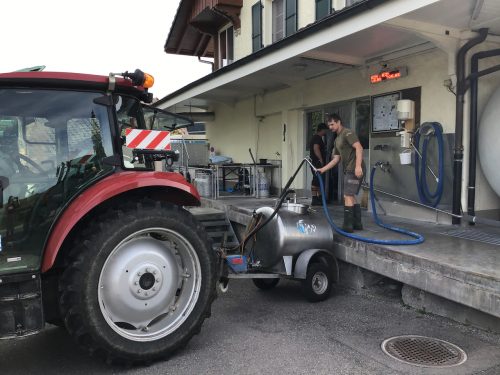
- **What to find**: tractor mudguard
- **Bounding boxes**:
[41,171,200,273]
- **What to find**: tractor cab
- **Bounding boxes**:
[0,72,192,277]
[0,88,115,275]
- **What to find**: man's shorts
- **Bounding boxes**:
[343,172,363,196]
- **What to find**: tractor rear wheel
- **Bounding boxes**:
[59,200,216,365]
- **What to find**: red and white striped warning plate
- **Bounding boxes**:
[125,129,171,150]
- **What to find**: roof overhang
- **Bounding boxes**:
[158,0,500,112]
[165,0,243,58]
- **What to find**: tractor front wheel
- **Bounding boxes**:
[59,200,216,364]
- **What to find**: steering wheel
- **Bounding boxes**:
[18,153,46,174]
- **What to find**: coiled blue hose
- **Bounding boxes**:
[316,166,424,245]
[414,122,444,207]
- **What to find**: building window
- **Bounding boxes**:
[273,0,297,43]
[285,0,297,37]
[345,0,363,6]
[272,0,284,42]
[218,25,234,67]
[252,2,263,52]
[316,0,331,20]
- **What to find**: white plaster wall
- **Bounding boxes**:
[333,0,346,12]
[257,112,282,159]
[262,0,274,47]
[258,49,457,131]
[206,99,258,162]
[298,0,315,29]
[234,0,255,61]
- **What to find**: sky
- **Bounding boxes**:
[0,0,212,99]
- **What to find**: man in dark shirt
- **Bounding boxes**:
[318,114,365,232]
[309,123,328,206]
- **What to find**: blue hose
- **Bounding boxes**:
[414,122,444,207]
[316,167,424,245]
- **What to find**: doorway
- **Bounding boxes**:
[304,97,370,203]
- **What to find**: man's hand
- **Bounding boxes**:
[317,166,325,174]
[355,166,363,179]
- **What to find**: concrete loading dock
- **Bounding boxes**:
[194,196,500,332]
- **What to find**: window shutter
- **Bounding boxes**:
[315,0,331,20]
[285,0,297,37]
[252,2,263,52]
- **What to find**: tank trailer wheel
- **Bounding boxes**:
[59,201,216,365]
[302,263,332,302]
[252,278,280,290]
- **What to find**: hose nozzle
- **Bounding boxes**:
[375,161,391,173]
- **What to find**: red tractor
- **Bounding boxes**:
[0,69,217,364]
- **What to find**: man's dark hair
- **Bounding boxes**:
[327,113,342,123]
[316,123,328,132]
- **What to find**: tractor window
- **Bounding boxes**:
[0,89,114,275]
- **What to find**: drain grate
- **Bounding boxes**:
[440,228,500,246]
[382,335,467,368]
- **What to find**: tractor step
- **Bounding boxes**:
[0,272,44,339]
[187,207,239,249]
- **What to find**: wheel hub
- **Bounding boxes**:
[131,265,163,299]
[312,271,328,295]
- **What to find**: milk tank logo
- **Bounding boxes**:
[296,220,317,235]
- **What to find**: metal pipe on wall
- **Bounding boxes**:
[452,28,488,225]
[467,48,500,222]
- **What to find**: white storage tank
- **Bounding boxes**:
[479,85,500,197]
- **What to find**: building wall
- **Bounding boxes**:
[298,0,315,29]
[208,99,258,161]
[234,0,254,61]
[205,47,500,210]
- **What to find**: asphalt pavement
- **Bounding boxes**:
[1,279,499,375]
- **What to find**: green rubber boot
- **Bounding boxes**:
[342,206,354,233]
[353,204,363,230]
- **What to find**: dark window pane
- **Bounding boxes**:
[219,29,227,62]
[285,0,297,36]
[285,15,296,36]
[227,26,234,62]
[252,2,262,52]
[285,0,296,17]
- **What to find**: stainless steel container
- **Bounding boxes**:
[281,203,309,214]
[249,205,334,268]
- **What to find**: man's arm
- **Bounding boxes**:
[313,144,324,165]
[353,141,363,178]
[318,155,340,174]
